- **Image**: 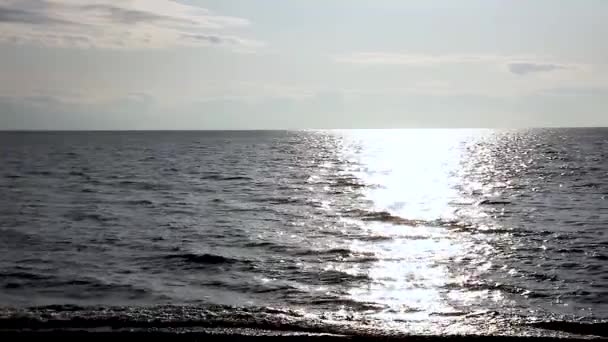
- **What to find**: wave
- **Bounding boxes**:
[243,241,290,253]
[243,243,379,263]
[441,281,551,299]
[124,199,154,206]
[0,228,43,246]
[572,182,602,189]
[329,177,367,189]
[163,253,251,268]
[3,271,53,289]
[201,174,252,181]
[476,199,513,206]
[296,269,372,286]
[527,321,608,337]
[251,197,304,205]
[200,279,303,296]
[1,273,151,301]
[0,304,605,337]
[115,180,171,191]
[295,248,379,263]
[346,209,424,226]
[357,234,393,242]
[306,297,387,312]
[346,209,474,229]
[316,229,393,242]
[68,170,86,177]
[25,170,53,176]
[63,211,115,223]
[0,304,366,336]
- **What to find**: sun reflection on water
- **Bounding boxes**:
[330,129,503,330]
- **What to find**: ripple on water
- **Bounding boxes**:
[0,129,606,336]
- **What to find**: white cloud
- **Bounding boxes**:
[0,0,261,49]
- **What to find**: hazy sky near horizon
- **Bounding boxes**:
[1,0,607,129]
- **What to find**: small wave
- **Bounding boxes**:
[0,304,374,336]
[68,171,86,177]
[527,321,608,337]
[116,180,169,191]
[0,228,42,245]
[308,297,387,312]
[297,248,379,263]
[63,211,115,223]
[434,219,475,229]
[252,197,304,205]
[316,248,357,256]
[125,199,154,206]
[201,279,302,296]
[201,174,252,181]
[526,272,559,282]
[25,170,53,176]
[442,281,550,298]
[317,229,393,242]
[476,199,512,205]
[243,241,289,253]
[243,243,379,264]
[429,311,468,317]
[243,241,277,248]
[346,209,423,226]
[357,235,393,242]
[346,209,475,229]
[290,248,354,257]
[0,271,53,282]
[572,182,601,189]
[593,254,608,261]
[329,177,366,189]
[1,273,150,301]
[163,253,250,267]
[296,269,371,286]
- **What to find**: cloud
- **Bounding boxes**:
[335,52,575,75]
[0,0,260,49]
[0,7,72,25]
[540,86,608,97]
[507,62,569,75]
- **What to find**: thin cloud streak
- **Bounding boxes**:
[335,52,577,75]
[507,62,569,75]
[334,52,504,66]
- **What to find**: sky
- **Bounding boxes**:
[0,0,607,129]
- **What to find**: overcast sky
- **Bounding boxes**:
[1,0,607,129]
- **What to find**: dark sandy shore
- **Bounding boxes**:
[1,306,605,341]
[1,323,606,342]
[0,330,604,342]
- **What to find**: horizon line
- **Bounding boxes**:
[1,126,607,132]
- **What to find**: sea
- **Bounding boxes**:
[0,129,606,337]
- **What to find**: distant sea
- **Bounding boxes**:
[0,129,606,337]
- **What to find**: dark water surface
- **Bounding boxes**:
[0,129,606,336]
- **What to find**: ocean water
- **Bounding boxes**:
[0,129,606,336]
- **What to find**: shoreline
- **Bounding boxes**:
[1,305,606,340]
[0,329,602,342]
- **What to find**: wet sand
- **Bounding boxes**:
[0,330,602,342]
[1,305,606,341]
